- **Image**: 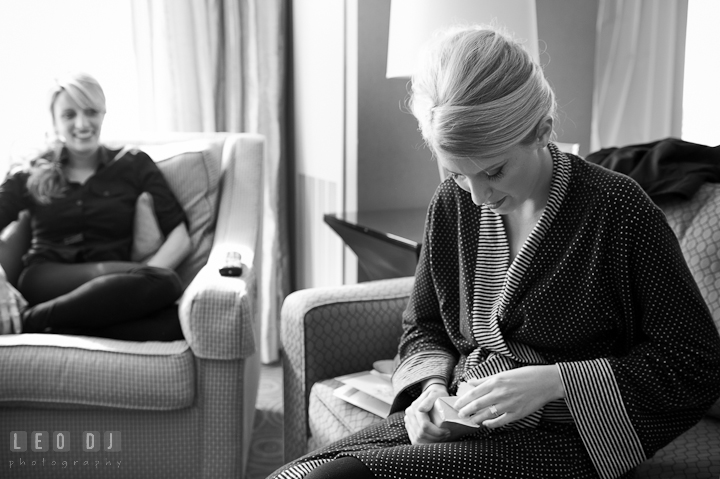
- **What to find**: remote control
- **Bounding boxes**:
[219,251,243,276]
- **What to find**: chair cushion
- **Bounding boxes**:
[0,334,194,410]
[140,140,222,289]
[307,378,384,452]
[660,183,720,419]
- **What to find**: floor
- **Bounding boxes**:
[246,361,285,479]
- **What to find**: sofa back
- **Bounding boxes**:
[660,183,720,334]
[126,138,223,289]
[660,183,720,419]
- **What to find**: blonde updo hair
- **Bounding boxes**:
[27,72,106,204]
[410,26,556,159]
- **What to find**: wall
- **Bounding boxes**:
[291,0,348,289]
[355,0,599,218]
[292,0,599,288]
[357,0,439,213]
[351,0,599,283]
[537,0,598,157]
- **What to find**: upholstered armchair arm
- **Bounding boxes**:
[178,259,256,360]
[213,133,264,273]
[177,133,264,361]
[282,276,413,461]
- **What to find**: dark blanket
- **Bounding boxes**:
[585,138,720,201]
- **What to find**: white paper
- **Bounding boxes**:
[333,384,391,418]
[335,370,394,405]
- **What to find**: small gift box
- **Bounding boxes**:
[429,396,482,441]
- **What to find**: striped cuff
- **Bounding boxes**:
[558,358,645,479]
[421,378,447,391]
[392,351,456,396]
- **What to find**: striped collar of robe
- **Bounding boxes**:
[464,143,573,378]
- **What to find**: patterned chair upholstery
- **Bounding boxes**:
[0,132,264,479]
[281,184,720,477]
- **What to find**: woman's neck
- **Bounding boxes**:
[66,148,101,170]
[534,146,554,207]
[514,146,554,222]
[64,148,101,184]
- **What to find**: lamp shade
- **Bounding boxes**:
[386,0,539,78]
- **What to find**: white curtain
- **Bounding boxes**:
[131,0,288,363]
[591,0,688,151]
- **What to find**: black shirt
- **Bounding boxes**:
[0,146,187,265]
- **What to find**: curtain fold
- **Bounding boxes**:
[130,0,288,363]
[591,0,688,151]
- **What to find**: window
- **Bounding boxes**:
[682,0,720,146]
[0,0,139,175]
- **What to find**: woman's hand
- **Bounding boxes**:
[453,365,565,429]
[0,278,27,334]
[146,223,192,270]
[404,383,451,444]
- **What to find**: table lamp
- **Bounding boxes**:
[386,0,540,78]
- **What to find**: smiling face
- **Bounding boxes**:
[52,90,106,159]
[436,116,555,216]
[437,140,554,216]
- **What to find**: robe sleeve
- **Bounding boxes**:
[557,184,720,479]
[392,185,461,400]
[132,150,187,237]
[0,169,32,231]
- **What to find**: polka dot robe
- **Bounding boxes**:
[271,144,720,479]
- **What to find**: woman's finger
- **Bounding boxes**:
[454,380,493,410]
[457,395,495,419]
[0,305,11,335]
[480,406,513,429]
[9,299,22,334]
[405,394,451,444]
[464,377,489,387]
[416,389,442,413]
[405,410,449,444]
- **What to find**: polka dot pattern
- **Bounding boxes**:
[271,145,720,479]
[273,413,604,479]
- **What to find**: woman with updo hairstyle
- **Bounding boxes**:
[410,26,556,159]
[269,26,720,479]
[0,72,192,339]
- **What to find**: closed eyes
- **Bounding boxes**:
[486,167,505,181]
[447,167,505,182]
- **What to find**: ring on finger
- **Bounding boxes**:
[489,404,501,418]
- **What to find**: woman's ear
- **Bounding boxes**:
[535,116,554,148]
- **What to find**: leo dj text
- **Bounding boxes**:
[9,431,121,452]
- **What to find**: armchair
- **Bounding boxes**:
[0,132,264,478]
[282,277,411,461]
[281,184,720,476]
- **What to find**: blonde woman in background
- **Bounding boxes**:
[269,26,720,479]
[0,72,191,339]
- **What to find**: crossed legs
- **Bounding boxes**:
[18,261,183,337]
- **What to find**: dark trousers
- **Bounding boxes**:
[18,261,184,340]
